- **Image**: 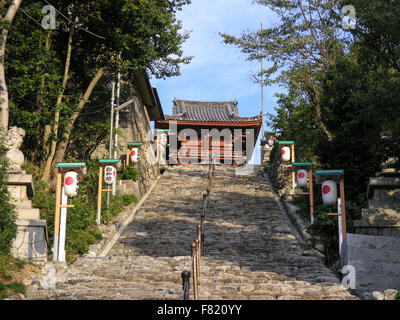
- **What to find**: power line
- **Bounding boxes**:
[43,0,106,40]
[19,8,43,28]
[13,96,110,115]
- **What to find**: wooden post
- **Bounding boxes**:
[191,242,198,300]
[340,174,347,239]
[309,166,314,224]
[195,239,200,278]
[291,144,295,189]
[197,225,202,257]
[53,169,63,261]
[97,165,103,225]
[126,148,130,166]
[181,271,191,300]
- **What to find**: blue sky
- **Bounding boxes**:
[152,0,283,163]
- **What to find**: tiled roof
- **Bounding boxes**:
[164,99,262,123]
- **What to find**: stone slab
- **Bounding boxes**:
[6,173,35,197]
[341,233,400,292]
[11,219,48,264]
[367,176,400,198]
[17,208,41,220]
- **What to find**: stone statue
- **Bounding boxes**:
[4,126,26,172]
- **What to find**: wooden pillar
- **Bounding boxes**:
[126,148,130,166]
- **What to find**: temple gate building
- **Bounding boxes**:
[155,99,262,165]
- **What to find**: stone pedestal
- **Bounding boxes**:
[354,164,400,237]
[11,219,48,263]
[7,173,48,264]
[345,158,400,296]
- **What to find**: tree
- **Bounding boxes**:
[6,0,191,185]
[0,0,22,134]
[221,0,348,141]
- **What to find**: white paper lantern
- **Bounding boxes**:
[104,165,116,185]
[159,133,168,146]
[297,169,308,187]
[130,148,139,163]
[268,136,274,146]
[64,171,79,197]
[281,146,291,162]
[322,180,337,205]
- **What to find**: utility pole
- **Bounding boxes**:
[109,81,116,158]
[260,22,265,164]
[107,81,115,210]
[112,64,121,196]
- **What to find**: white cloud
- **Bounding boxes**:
[152,0,284,145]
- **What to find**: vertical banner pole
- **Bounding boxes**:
[291,144,295,189]
[337,197,343,256]
[53,169,62,261]
[309,166,314,224]
[156,134,160,164]
[340,174,347,240]
[58,187,68,262]
[97,165,103,225]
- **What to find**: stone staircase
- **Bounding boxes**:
[26,166,357,300]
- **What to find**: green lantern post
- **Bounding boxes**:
[278,141,295,189]
[292,162,314,224]
[315,170,347,255]
[54,162,86,262]
[126,142,143,166]
[97,159,120,225]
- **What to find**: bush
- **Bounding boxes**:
[117,165,138,181]
[0,141,17,256]
[0,254,26,300]
[292,180,366,266]
[31,160,138,262]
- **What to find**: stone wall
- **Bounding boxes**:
[341,233,400,297]
[92,94,160,200]
[264,144,293,197]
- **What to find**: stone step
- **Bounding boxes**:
[367,176,400,198]
[13,199,33,208]
[26,165,357,301]
[16,208,40,220]
[368,200,400,210]
[361,208,400,220]
[376,168,400,177]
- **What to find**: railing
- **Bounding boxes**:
[181,156,216,300]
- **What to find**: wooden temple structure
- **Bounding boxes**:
[155,99,262,166]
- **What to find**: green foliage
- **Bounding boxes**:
[100,194,138,225]
[0,282,25,300]
[117,165,139,181]
[31,159,138,262]
[0,142,17,256]
[7,0,192,169]
[0,254,26,300]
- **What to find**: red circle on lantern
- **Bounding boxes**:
[113,171,116,176]
[298,172,305,179]
[281,149,286,155]
[322,185,331,194]
[65,176,74,185]
[131,150,136,156]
